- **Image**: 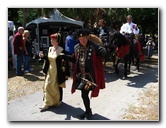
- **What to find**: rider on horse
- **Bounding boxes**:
[120,15,141,64]
[120,15,140,45]
[97,19,110,46]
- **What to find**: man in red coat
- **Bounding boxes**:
[13,27,24,76]
[70,29,106,120]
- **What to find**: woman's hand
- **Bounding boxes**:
[39,53,44,58]
[59,53,65,56]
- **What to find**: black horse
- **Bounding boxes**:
[107,31,145,79]
[126,33,145,71]
[108,32,132,79]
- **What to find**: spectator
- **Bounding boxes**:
[65,30,73,54]
[9,31,16,69]
[13,27,24,76]
[23,30,32,73]
[67,32,79,55]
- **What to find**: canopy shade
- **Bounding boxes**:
[26,17,55,29]
[26,9,83,29]
[49,9,83,27]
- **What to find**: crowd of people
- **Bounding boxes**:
[8,15,156,120]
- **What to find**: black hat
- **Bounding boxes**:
[76,29,90,38]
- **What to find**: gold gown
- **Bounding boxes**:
[43,46,65,107]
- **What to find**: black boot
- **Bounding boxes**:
[77,112,86,119]
[85,109,92,120]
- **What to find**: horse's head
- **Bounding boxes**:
[109,32,122,47]
[104,32,120,54]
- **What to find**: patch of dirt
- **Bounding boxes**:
[8,62,45,101]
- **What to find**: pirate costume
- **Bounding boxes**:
[69,29,106,120]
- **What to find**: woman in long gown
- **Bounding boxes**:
[39,33,70,112]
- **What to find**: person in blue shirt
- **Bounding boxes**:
[65,31,78,55]
[67,32,79,55]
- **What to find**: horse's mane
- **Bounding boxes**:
[112,32,129,46]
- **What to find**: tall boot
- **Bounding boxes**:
[85,109,92,120]
[78,112,86,119]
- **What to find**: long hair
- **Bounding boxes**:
[23,30,29,38]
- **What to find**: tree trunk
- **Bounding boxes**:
[22,8,27,28]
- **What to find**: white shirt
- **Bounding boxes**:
[120,22,140,35]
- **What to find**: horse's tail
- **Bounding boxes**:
[89,34,104,46]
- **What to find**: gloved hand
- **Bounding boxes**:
[84,81,93,90]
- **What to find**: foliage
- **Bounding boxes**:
[8,8,158,37]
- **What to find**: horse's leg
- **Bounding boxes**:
[115,57,120,75]
[131,47,135,65]
[136,55,140,71]
[127,54,131,74]
[123,56,128,78]
[112,54,116,67]
[133,42,140,71]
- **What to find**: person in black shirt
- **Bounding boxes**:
[23,30,32,73]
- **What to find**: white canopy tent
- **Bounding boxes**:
[26,9,83,29]
[26,17,56,28]
[49,9,83,27]
[25,9,83,53]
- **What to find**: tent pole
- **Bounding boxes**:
[37,23,40,52]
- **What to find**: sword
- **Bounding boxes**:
[80,77,97,87]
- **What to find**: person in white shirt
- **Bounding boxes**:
[120,15,139,35]
[120,15,140,63]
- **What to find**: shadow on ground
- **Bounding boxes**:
[43,102,110,120]
[104,55,158,89]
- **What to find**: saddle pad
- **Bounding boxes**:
[116,44,130,59]
[137,40,145,62]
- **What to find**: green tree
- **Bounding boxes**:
[128,8,158,38]
[8,8,158,38]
